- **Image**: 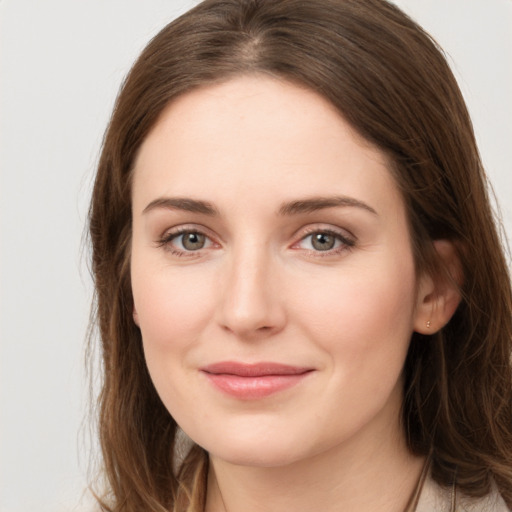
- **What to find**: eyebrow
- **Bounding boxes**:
[142,197,219,215]
[278,196,378,216]
[142,195,378,217]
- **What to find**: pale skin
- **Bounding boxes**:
[130,76,461,512]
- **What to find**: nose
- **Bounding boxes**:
[216,244,286,339]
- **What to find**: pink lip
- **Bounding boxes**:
[200,362,313,400]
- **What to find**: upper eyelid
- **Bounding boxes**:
[292,224,356,242]
[159,223,220,241]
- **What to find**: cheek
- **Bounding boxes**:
[131,262,218,419]
[290,257,417,375]
[285,260,417,443]
[131,260,216,356]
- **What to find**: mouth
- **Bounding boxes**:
[200,361,314,400]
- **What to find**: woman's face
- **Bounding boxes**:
[131,76,427,467]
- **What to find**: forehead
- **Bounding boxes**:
[136,75,383,165]
[132,75,402,219]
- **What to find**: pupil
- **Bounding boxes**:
[312,233,334,251]
[183,232,205,250]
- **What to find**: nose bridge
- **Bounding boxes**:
[218,238,284,337]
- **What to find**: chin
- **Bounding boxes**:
[191,424,317,468]
[209,444,307,468]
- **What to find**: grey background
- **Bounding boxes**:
[1,1,511,511]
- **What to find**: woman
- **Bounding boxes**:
[88,0,512,511]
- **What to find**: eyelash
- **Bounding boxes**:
[293,228,355,256]
[156,226,356,258]
[156,227,213,258]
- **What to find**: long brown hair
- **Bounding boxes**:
[88,0,512,510]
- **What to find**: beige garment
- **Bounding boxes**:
[415,475,509,512]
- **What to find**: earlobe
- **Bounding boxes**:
[413,240,463,334]
[133,307,140,327]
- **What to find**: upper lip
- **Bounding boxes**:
[201,361,313,377]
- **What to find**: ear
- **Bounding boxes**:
[133,306,140,327]
[413,240,463,334]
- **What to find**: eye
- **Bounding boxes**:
[295,229,355,253]
[158,229,214,254]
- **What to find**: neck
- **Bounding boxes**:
[205,420,425,512]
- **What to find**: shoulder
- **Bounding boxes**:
[416,474,510,512]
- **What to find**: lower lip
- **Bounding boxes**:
[202,372,311,400]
